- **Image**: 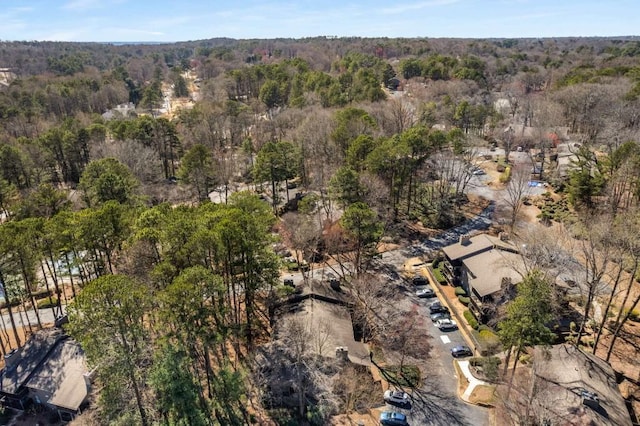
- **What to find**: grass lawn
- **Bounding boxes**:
[453,361,469,397]
[469,385,496,407]
[453,361,496,407]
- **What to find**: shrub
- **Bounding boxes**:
[482,356,502,381]
[432,266,447,284]
[454,286,467,296]
[478,330,501,355]
[499,166,512,183]
[464,310,479,329]
[624,309,640,322]
[458,296,470,305]
[479,329,499,340]
[519,354,532,364]
[432,257,440,269]
[477,324,493,333]
[37,297,58,309]
[0,299,20,309]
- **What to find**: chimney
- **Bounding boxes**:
[335,346,349,362]
[459,234,471,245]
[83,367,97,390]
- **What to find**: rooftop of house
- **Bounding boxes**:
[442,233,516,262]
[463,249,524,298]
[533,344,631,426]
[0,328,65,395]
[26,339,88,412]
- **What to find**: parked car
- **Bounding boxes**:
[411,275,428,286]
[379,411,409,426]
[451,345,473,358]
[472,168,486,175]
[430,311,451,322]
[429,302,450,314]
[383,390,410,406]
[416,287,435,298]
[435,318,458,331]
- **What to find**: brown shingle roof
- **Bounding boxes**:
[442,234,516,262]
[26,340,88,412]
[442,234,495,262]
[0,328,64,395]
[463,249,524,297]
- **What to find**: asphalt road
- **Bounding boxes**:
[373,257,489,426]
[284,252,488,425]
[1,304,64,330]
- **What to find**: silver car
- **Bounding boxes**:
[383,389,410,406]
[435,318,458,331]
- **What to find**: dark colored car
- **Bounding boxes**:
[429,301,450,314]
[412,275,428,286]
[379,411,409,426]
[451,345,473,358]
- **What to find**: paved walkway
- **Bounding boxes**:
[458,360,489,401]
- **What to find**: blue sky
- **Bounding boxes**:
[0,0,637,42]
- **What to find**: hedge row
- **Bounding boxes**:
[463,310,479,330]
[431,266,447,284]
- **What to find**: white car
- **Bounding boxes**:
[383,390,410,406]
[436,318,458,331]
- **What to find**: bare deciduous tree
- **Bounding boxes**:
[282,212,322,283]
[574,216,616,346]
[378,304,430,371]
[503,166,532,231]
[348,274,398,343]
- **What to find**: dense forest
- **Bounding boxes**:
[1,35,640,425]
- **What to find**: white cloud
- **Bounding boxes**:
[41,30,85,41]
[62,0,102,11]
[146,15,193,28]
[10,6,34,13]
[380,0,461,15]
[109,27,164,37]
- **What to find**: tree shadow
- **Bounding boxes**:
[373,361,475,425]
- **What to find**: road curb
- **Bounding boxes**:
[422,265,481,357]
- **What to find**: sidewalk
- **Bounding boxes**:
[458,360,488,400]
